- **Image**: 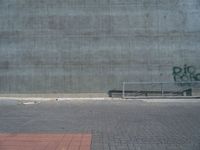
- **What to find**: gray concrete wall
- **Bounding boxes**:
[0,0,200,93]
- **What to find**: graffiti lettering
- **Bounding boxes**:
[173,64,200,82]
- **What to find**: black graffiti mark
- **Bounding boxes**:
[173,64,200,82]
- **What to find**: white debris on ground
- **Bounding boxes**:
[22,101,41,105]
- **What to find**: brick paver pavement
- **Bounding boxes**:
[0,134,91,150]
[1,100,200,150]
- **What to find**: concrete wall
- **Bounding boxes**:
[0,0,200,93]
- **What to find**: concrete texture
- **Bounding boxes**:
[1,100,200,150]
[0,0,200,93]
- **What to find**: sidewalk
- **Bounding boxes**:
[1,100,200,150]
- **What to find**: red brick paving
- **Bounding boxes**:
[0,133,91,150]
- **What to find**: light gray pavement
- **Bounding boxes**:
[0,99,200,150]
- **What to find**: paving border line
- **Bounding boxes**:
[0,97,122,101]
[0,96,200,102]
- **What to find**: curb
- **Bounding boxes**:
[0,97,122,101]
[0,97,200,103]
